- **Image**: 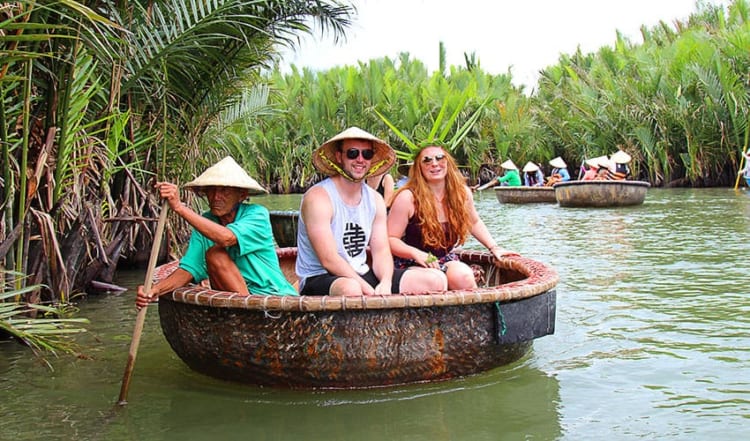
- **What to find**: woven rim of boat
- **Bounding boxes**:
[494,187,555,191]
[268,210,300,218]
[554,180,650,188]
[156,249,558,312]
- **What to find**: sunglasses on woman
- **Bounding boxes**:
[422,154,447,164]
[345,148,375,160]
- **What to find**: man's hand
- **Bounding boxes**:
[155,182,182,211]
[135,285,158,310]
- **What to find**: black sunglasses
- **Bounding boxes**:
[422,154,447,164]
[345,148,375,160]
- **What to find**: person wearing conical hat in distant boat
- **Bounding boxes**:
[394,161,412,189]
[545,156,571,186]
[610,150,632,180]
[522,161,545,187]
[296,127,445,296]
[495,159,521,187]
[739,151,750,187]
[581,157,601,181]
[595,156,614,180]
[135,157,297,309]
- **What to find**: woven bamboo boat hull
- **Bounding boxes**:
[157,248,559,389]
[269,210,299,247]
[554,180,650,207]
[494,186,557,204]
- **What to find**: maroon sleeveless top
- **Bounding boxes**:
[402,216,453,258]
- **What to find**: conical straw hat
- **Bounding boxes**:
[184,156,266,195]
[589,155,609,169]
[611,150,632,164]
[598,157,614,170]
[312,127,395,178]
[585,157,600,168]
[500,159,517,170]
[549,156,567,169]
[522,161,539,172]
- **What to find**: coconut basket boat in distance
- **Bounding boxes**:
[494,186,557,204]
[156,248,559,389]
[554,180,650,207]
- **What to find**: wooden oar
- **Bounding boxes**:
[117,202,168,406]
[476,176,498,191]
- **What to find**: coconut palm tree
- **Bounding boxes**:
[0,0,353,303]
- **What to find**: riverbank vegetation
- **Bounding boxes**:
[0,0,353,348]
[0,0,748,318]
[239,0,748,190]
[1,270,88,358]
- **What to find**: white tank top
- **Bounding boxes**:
[296,178,377,286]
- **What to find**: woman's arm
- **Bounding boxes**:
[465,187,519,259]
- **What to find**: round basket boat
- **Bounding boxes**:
[268,210,299,247]
[156,248,559,389]
[494,186,557,204]
[554,180,650,207]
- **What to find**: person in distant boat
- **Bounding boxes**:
[135,157,297,309]
[395,162,411,189]
[546,156,571,186]
[595,157,614,180]
[610,150,632,180]
[740,151,750,187]
[522,161,545,187]
[296,127,444,296]
[366,169,395,206]
[495,159,521,187]
[581,157,600,181]
[388,145,519,291]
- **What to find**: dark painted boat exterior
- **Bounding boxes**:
[268,210,299,247]
[554,180,650,207]
[494,186,557,204]
[156,248,559,389]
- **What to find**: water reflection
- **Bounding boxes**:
[111,363,561,441]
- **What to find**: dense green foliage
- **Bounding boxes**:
[236,0,749,189]
[0,0,352,345]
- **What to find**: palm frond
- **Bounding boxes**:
[1,270,88,358]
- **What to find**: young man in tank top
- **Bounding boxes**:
[296,127,447,296]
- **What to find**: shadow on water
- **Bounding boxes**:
[102,361,561,441]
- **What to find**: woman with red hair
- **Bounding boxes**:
[387,145,518,290]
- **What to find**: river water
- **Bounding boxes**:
[1,188,748,440]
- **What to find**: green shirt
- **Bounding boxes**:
[496,169,521,187]
[179,203,297,295]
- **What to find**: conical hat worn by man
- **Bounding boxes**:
[312,126,395,180]
[549,156,567,169]
[184,156,266,196]
[611,150,632,164]
[522,161,540,172]
[500,159,518,170]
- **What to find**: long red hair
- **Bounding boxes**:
[394,146,471,249]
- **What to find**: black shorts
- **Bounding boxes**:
[300,268,407,296]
